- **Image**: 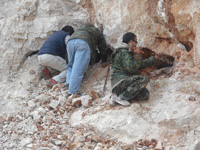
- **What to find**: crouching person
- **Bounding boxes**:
[38,25,74,87]
[110,32,161,106]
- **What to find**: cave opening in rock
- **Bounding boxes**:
[140,47,175,78]
[182,41,193,52]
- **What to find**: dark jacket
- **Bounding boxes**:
[68,25,108,64]
[111,47,156,87]
[38,30,67,59]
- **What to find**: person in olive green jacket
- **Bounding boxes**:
[110,32,162,106]
[65,23,108,96]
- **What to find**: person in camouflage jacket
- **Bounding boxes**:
[110,32,161,106]
[65,23,108,96]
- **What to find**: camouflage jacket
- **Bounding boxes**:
[111,47,156,87]
[68,25,108,64]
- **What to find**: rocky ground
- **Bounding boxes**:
[0,80,164,150]
[1,55,200,150]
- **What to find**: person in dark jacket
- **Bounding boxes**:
[65,23,108,97]
[110,32,162,106]
[38,25,74,86]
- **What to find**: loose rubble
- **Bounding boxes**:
[1,61,200,150]
[0,77,166,150]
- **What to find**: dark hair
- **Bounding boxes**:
[122,32,136,44]
[85,22,94,27]
[62,26,74,35]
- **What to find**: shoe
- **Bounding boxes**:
[63,84,69,90]
[41,67,51,80]
[115,98,131,106]
[110,94,117,105]
[110,94,131,106]
[46,79,57,88]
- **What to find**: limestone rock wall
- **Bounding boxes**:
[1,0,200,80]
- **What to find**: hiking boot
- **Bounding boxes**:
[46,79,57,88]
[63,84,69,90]
[115,98,131,106]
[110,94,131,106]
[41,67,51,80]
[110,94,117,105]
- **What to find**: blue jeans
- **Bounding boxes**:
[65,39,91,94]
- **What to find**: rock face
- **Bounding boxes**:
[1,0,200,149]
[1,0,200,79]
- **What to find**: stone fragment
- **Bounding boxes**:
[37,125,44,132]
[61,141,67,147]
[28,100,36,108]
[59,96,66,106]
[154,141,163,150]
[63,112,69,119]
[51,84,59,92]
[81,95,93,107]
[121,144,133,150]
[54,140,63,146]
[49,100,59,109]
[52,134,58,139]
[189,96,196,101]
[36,107,46,116]
[67,95,74,103]
[74,134,85,142]
[73,130,81,135]
[12,117,17,122]
[151,139,158,148]
[94,143,104,150]
[7,116,14,122]
[31,111,40,120]
[69,142,83,150]
[143,139,151,147]
[59,109,65,114]
[72,99,82,107]
[91,135,104,143]
[82,112,87,117]
[20,137,32,147]
[37,94,50,101]
[62,135,68,141]
[89,91,100,100]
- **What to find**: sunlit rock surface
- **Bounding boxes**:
[1,0,200,149]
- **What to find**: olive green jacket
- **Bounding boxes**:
[68,25,108,64]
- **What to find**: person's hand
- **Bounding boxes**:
[133,47,144,55]
[133,47,141,54]
[101,62,108,68]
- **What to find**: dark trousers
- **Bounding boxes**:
[112,75,149,101]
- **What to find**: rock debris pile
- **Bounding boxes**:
[0,78,164,150]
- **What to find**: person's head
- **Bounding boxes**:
[122,32,138,50]
[62,25,74,35]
